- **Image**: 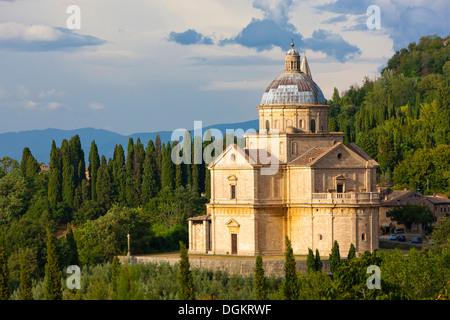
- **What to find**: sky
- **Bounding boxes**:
[0,0,448,135]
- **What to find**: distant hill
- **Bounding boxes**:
[0,119,259,164]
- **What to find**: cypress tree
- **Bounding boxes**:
[125,138,137,206]
[48,141,63,205]
[329,240,341,276]
[155,134,162,180]
[66,223,79,266]
[134,138,146,203]
[314,248,322,272]
[126,138,135,177]
[96,156,112,209]
[44,229,62,300]
[20,147,32,176]
[347,243,356,260]
[89,140,100,201]
[112,144,126,205]
[178,241,195,300]
[175,162,183,189]
[18,253,33,300]
[25,152,39,177]
[254,252,267,300]
[0,241,11,300]
[142,140,160,203]
[61,139,75,207]
[283,236,298,300]
[161,142,175,190]
[173,140,184,188]
[306,248,315,273]
[69,135,85,187]
[183,131,192,187]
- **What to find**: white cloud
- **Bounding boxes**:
[47,101,62,110]
[38,89,56,98]
[0,22,61,41]
[89,101,106,110]
[25,100,37,109]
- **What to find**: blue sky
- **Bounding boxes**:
[0,0,448,135]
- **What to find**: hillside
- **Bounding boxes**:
[328,35,449,196]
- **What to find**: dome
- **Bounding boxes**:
[260,72,326,105]
[286,48,300,56]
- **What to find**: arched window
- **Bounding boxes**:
[291,142,297,155]
[299,119,303,128]
[265,120,270,133]
[310,119,316,133]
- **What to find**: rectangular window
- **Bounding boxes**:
[231,185,236,199]
[337,183,343,193]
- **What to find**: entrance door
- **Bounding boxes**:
[231,234,238,254]
[337,183,344,193]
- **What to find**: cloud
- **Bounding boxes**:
[88,101,106,110]
[219,18,301,51]
[304,29,361,62]
[252,0,293,28]
[47,101,63,110]
[316,0,450,50]
[25,100,36,110]
[168,29,213,45]
[322,15,349,24]
[0,22,106,51]
[38,89,56,98]
[168,0,361,62]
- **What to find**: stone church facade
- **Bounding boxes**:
[188,44,380,256]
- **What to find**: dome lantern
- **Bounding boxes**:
[285,42,300,72]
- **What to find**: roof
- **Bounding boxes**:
[188,214,211,221]
[423,196,450,205]
[288,146,334,166]
[347,143,379,167]
[260,72,326,105]
[381,190,422,206]
[300,55,312,78]
[286,48,300,56]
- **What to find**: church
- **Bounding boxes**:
[188,43,380,256]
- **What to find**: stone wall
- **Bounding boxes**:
[118,255,330,277]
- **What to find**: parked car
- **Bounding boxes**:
[394,228,405,234]
[389,234,397,240]
[412,237,422,244]
[398,235,406,242]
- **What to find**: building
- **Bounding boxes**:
[421,195,450,222]
[379,189,450,233]
[188,43,381,256]
[379,189,424,232]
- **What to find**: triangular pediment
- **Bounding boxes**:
[311,144,378,169]
[208,144,257,169]
[225,219,240,228]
